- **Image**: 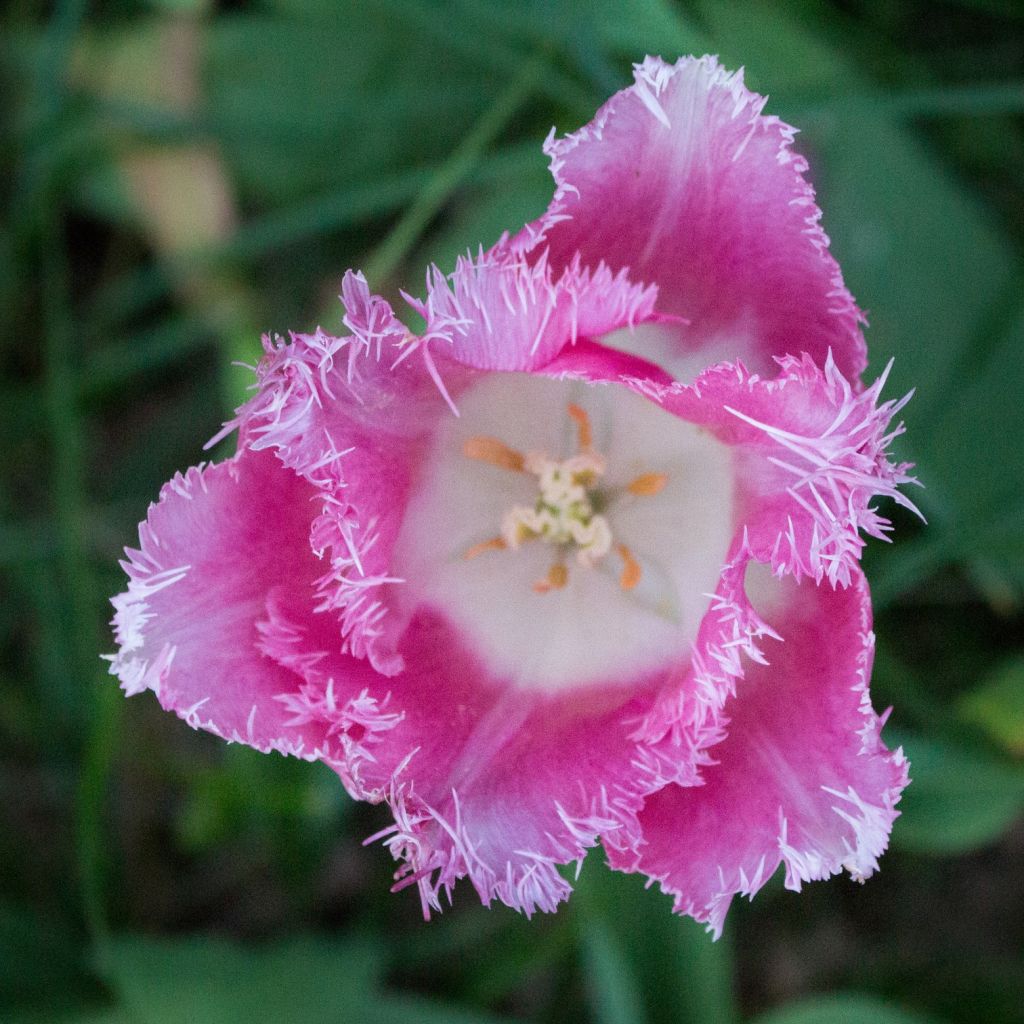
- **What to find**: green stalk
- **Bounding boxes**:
[37,0,119,945]
[43,208,120,944]
[363,50,548,287]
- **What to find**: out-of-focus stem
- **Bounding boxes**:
[363,49,549,287]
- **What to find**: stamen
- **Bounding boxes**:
[463,403,659,596]
[616,543,641,591]
[533,563,568,594]
[463,537,507,560]
[627,472,668,497]
[567,403,592,451]
[463,436,525,473]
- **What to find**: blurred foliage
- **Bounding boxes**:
[2,0,1023,1022]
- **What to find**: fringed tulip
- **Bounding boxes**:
[110,55,919,933]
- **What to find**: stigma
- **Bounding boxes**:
[502,450,612,566]
[462,403,660,593]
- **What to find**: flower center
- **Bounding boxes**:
[389,372,734,692]
[462,403,667,594]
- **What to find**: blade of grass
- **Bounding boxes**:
[376,0,594,116]
[35,2,121,945]
[7,0,92,250]
[579,913,647,1024]
[43,206,119,943]
[362,50,548,286]
[84,144,541,343]
[228,142,540,265]
[40,150,91,715]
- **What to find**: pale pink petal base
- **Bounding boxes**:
[609,568,908,938]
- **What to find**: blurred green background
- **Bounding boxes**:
[2,1,1023,1022]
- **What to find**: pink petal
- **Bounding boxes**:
[545,343,919,588]
[513,55,866,379]
[609,567,908,938]
[662,353,920,587]
[226,279,470,675]
[351,609,660,918]
[414,249,659,372]
[108,449,381,760]
[626,541,779,796]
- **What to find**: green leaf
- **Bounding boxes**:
[0,901,96,1008]
[572,864,738,1024]
[959,655,1024,756]
[199,3,592,213]
[696,1,1023,601]
[4,1009,139,1024]
[751,993,944,1024]
[363,995,511,1024]
[872,293,1024,606]
[890,730,1024,855]
[579,914,647,1024]
[203,13,502,205]
[99,935,384,1024]
[907,297,1024,584]
[589,0,710,58]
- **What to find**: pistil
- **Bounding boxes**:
[462,403,666,593]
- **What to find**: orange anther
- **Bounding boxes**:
[567,403,593,451]
[533,562,569,594]
[463,537,507,560]
[462,436,525,472]
[617,544,641,591]
[627,472,668,497]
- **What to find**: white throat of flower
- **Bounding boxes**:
[391,373,734,692]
